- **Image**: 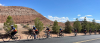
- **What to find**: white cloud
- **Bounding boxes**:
[85,15,92,17]
[0,3,4,6]
[47,15,69,22]
[96,20,100,23]
[73,18,76,19]
[47,15,100,23]
[79,17,93,21]
[78,14,81,16]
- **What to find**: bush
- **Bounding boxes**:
[23,25,27,28]
[34,18,43,32]
[20,24,24,26]
[28,29,33,34]
[27,24,29,25]
[23,25,29,29]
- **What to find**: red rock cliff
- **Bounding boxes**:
[0,6,65,26]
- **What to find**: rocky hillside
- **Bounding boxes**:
[0,6,64,27]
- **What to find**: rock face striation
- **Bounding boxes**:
[0,6,65,26]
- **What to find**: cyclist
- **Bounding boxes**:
[74,28,77,36]
[74,28,77,33]
[84,29,87,32]
[9,25,18,38]
[89,28,92,35]
[33,26,38,34]
[33,26,38,39]
[45,27,50,37]
[99,29,100,31]
[89,29,92,32]
[84,29,87,35]
[94,29,97,31]
[94,29,97,34]
[59,27,63,35]
[98,29,100,34]
[45,27,50,33]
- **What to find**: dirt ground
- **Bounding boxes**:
[0,23,99,41]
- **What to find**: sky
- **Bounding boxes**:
[0,0,100,23]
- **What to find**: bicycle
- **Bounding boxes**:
[74,31,77,36]
[89,30,92,35]
[27,32,40,40]
[42,31,52,38]
[2,32,21,42]
[57,32,64,37]
[84,31,87,35]
[89,32,91,35]
[99,31,100,34]
[94,31,96,35]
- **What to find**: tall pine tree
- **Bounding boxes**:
[52,20,60,34]
[65,20,72,33]
[73,18,82,32]
[92,19,96,31]
[81,17,89,32]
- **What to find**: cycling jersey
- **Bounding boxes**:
[12,27,17,32]
[74,29,77,32]
[33,27,38,31]
[60,28,62,30]
[60,28,63,31]
[84,30,86,32]
[89,29,91,31]
[33,27,36,30]
[46,28,50,32]
[35,29,38,31]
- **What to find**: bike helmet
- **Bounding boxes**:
[11,25,13,26]
[46,27,48,28]
[33,26,35,27]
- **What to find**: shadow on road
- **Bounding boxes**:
[0,33,12,39]
[19,38,48,42]
[69,36,76,37]
[53,37,64,38]
[0,40,18,43]
[81,35,91,36]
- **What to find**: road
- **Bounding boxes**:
[1,34,100,43]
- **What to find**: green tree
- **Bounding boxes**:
[52,20,60,33]
[81,17,89,32]
[96,23,100,30]
[92,19,97,30]
[73,18,82,32]
[34,18,43,32]
[65,20,72,33]
[3,16,17,33]
[88,22,93,31]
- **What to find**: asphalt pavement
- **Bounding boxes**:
[1,34,100,43]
